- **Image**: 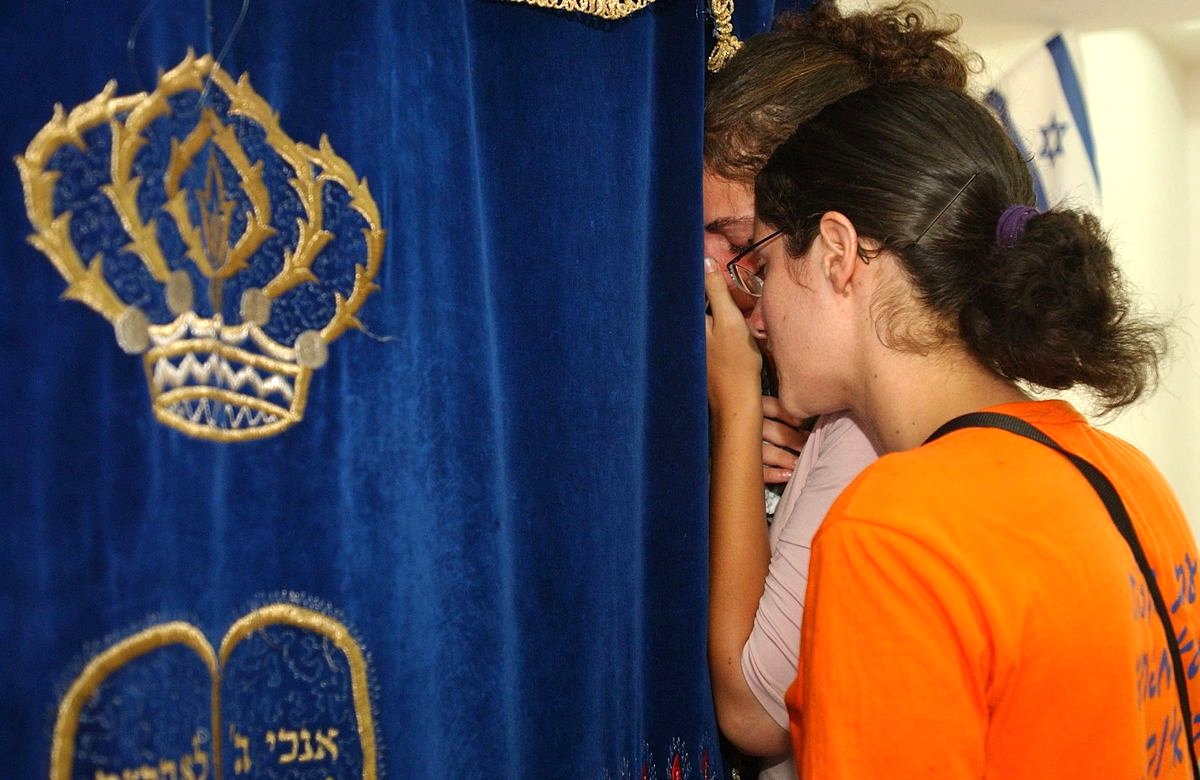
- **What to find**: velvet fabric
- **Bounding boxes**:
[0,1,797,777]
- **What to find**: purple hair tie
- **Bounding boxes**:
[996,205,1039,248]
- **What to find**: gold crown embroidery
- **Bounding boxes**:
[17,51,385,442]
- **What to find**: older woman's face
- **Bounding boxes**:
[702,169,759,315]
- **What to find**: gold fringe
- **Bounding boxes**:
[707,0,743,72]
[501,0,742,72]
[501,0,654,21]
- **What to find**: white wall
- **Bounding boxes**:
[1077,31,1199,525]
[1181,65,1200,523]
[968,29,1200,529]
[840,1,1200,526]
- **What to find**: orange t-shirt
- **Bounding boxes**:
[786,400,1200,778]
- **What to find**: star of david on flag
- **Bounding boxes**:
[984,32,1100,210]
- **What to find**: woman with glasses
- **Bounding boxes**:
[705,81,1200,777]
[701,4,973,777]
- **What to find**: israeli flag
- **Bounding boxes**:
[984,32,1100,210]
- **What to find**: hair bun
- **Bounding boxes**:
[960,209,1167,410]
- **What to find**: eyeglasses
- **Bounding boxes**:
[726,229,783,298]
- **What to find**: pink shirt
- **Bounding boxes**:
[741,411,881,779]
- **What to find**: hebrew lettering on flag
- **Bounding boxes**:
[984,32,1100,211]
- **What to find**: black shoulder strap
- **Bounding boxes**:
[927,411,1199,777]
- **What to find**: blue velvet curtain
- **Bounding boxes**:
[0,1,786,777]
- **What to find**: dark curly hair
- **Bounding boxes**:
[704,0,975,183]
[755,82,1166,411]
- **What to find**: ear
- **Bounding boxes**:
[814,211,861,294]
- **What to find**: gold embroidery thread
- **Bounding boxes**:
[51,605,377,780]
[498,0,743,72]
[218,603,378,779]
[17,50,385,442]
[51,622,218,780]
[500,0,655,20]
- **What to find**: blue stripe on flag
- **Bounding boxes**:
[984,88,1050,211]
[1046,34,1100,188]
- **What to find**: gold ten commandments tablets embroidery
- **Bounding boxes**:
[53,603,377,779]
[17,51,386,442]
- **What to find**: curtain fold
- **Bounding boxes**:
[0,0,785,777]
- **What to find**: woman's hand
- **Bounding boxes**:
[762,396,807,484]
[704,257,763,418]
[704,257,793,759]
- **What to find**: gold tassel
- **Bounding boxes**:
[707,0,743,72]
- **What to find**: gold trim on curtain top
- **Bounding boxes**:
[501,0,742,71]
[501,0,654,19]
